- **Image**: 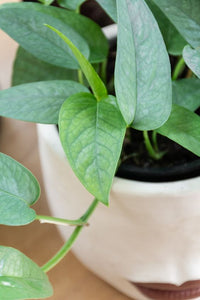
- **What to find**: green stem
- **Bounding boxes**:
[172,56,185,81]
[41,198,99,273]
[78,69,84,85]
[36,215,88,226]
[101,60,107,84]
[152,131,159,152]
[75,4,81,14]
[143,131,160,160]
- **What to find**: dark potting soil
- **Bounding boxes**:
[116,128,200,182]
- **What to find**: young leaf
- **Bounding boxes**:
[0,3,108,68]
[0,80,88,124]
[115,0,172,128]
[12,47,77,86]
[0,246,53,299]
[183,45,200,79]
[152,0,200,49]
[156,105,200,156]
[57,0,85,10]
[59,93,126,205]
[145,0,186,56]
[95,0,117,22]
[46,24,107,101]
[173,78,200,112]
[0,153,40,225]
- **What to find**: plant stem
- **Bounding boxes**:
[172,56,185,81]
[75,4,81,14]
[36,215,88,227]
[152,131,159,152]
[143,131,161,160]
[78,69,84,85]
[101,60,107,84]
[41,198,99,273]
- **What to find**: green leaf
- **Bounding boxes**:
[173,78,200,112]
[0,3,108,68]
[145,0,186,55]
[115,0,172,128]
[46,24,107,101]
[183,45,200,79]
[95,0,117,22]
[0,153,40,225]
[0,80,88,124]
[59,93,126,205]
[0,2,89,69]
[57,0,85,10]
[152,0,200,49]
[38,0,54,5]
[156,105,200,156]
[12,47,77,86]
[0,246,53,299]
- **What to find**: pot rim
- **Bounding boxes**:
[37,123,200,197]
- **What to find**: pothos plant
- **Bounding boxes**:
[0,0,200,299]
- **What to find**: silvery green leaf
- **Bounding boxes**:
[152,0,200,48]
[156,105,200,157]
[115,0,172,129]
[95,0,117,22]
[145,0,186,55]
[0,246,53,299]
[0,153,39,225]
[0,80,88,124]
[12,47,77,86]
[173,78,200,112]
[183,45,200,79]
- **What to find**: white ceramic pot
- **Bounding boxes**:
[37,122,200,300]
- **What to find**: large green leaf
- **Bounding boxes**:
[59,93,126,205]
[95,0,117,22]
[0,80,88,124]
[145,0,186,55]
[0,3,108,68]
[173,78,200,112]
[115,0,172,128]
[0,246,53,299]
[12,47,77,86]
[57,0,85,10]
[183,45,200,79]
[46,25,107,101]
[0,2,89,69]
[0,153,39,225]
[156,105,200,156]
[152,0,200,48]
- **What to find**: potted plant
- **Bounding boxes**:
[0,0,200,299]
